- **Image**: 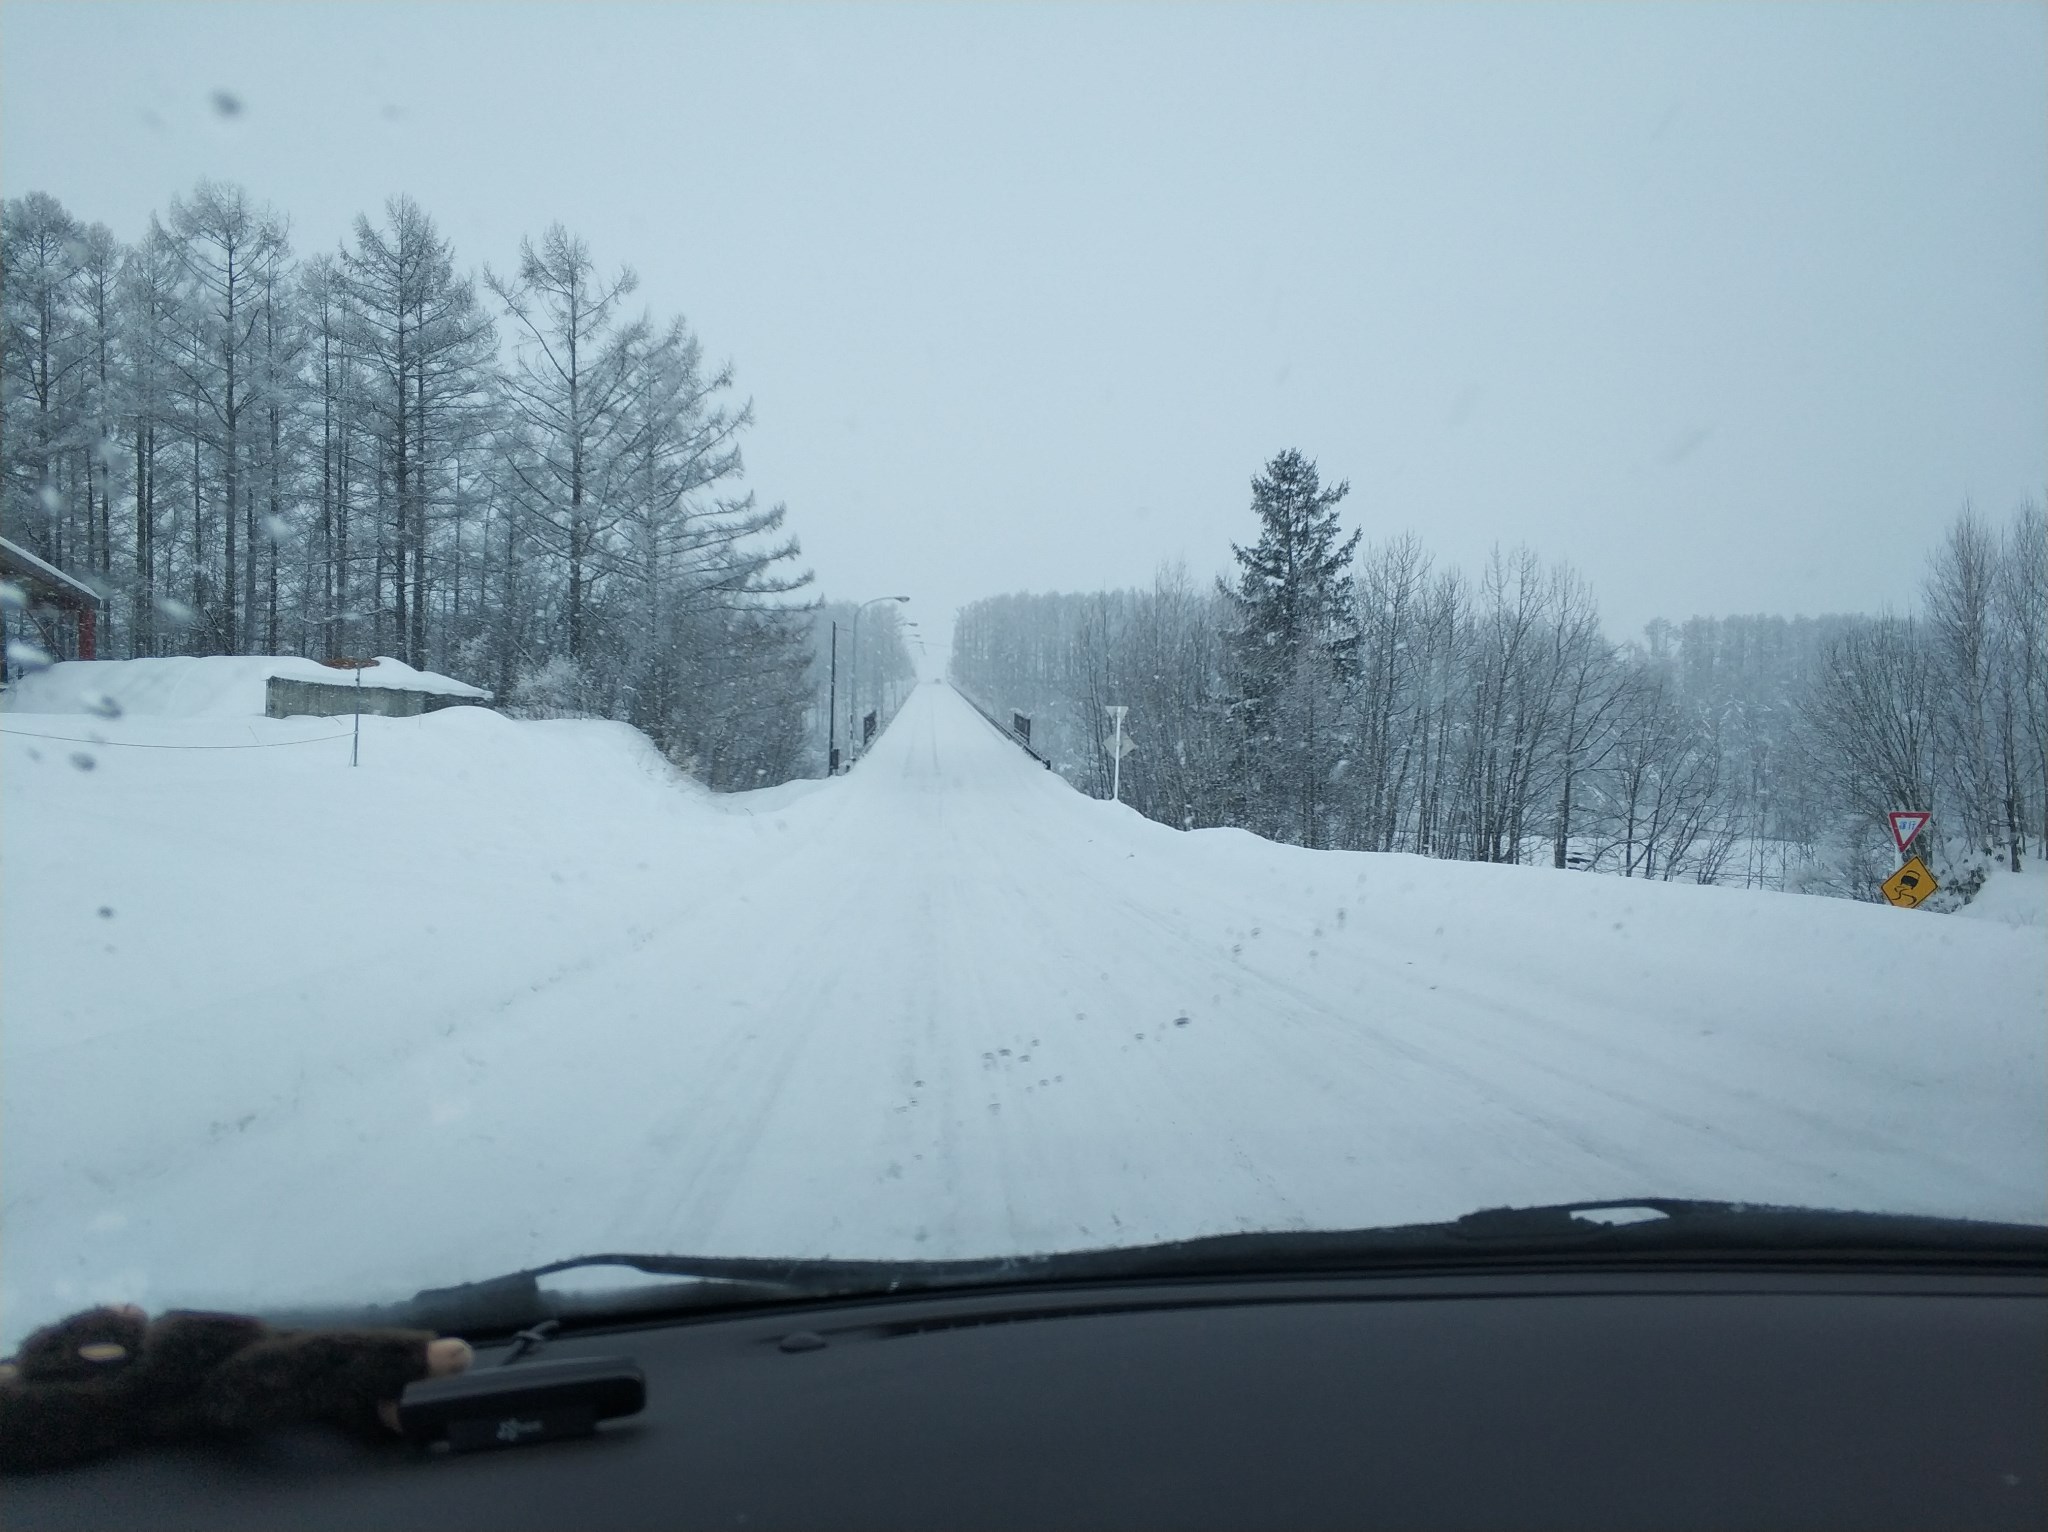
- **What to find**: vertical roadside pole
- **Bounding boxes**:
[1106,704,1128,803]
[352,665,361,768]
[828,621,840,775]
[1880,810,1937,908]
[849,610,860,760]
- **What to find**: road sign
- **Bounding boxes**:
[1104,705,1132,802]
[1880,856,1938,909]
[1102,733,1137,760]
[1887,811,1931,858]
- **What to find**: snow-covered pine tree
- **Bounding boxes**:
[1223,449,1361,848]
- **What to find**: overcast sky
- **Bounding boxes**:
[3,1,2042,653]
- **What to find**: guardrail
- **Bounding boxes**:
[950,682,1055,770]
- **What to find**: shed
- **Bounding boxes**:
[264,658,491,720]
[0,535,105,670]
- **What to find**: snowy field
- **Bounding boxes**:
[3,666,2044,1348]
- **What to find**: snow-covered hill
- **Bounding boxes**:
[1955,862,2048,929]
[2,674,2042,1347]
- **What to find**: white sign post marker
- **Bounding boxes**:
[1106,705,1129,803]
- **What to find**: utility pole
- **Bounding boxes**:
[827,621,840,774]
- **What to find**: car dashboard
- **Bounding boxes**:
[4,1262,2043,1531]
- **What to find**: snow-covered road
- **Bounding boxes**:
[4,677,2043,1339]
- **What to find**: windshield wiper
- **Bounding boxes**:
[1077,1198,2048,1279]
[262,1201,2048,1336]
[404,1251,1036,1330]
[262,1250,1072,1334]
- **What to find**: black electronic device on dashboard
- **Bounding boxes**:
[395,1355,644,1452]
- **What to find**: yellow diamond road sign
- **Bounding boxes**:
[1881,856,1938,909]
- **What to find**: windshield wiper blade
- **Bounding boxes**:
[396,1252,959,1331]
[267,1202,2048,1336]
[1087,1199,2048,1276]
[389,1248,1113,1332]
[1442,1197,2048,1250]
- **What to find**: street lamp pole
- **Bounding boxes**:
[827,620,840,775]
[849,595,909,761]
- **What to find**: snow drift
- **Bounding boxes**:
[3,654,486,719]
[2,673,2041,1350]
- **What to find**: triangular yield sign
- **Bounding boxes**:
[1888,811,1931,857]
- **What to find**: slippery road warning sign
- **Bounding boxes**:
[1888,811,1932,858]
[1881,856,1939,909]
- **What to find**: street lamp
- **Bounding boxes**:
[847,595,909,765]
[897,620,924,701]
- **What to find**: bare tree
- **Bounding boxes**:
[1805,616,1939,863]
[1924,508,2003,853]
[1993,504,2047,866]
[344,195,494,665]
[1543,568,1628,869]
[1,192,87,568]
[163,181,287,652]
[116,220,183,656]
[485,224,646,667]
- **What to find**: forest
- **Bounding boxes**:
[953,450,2047,904]
[0,184,921,788]
[6,182,2038,872]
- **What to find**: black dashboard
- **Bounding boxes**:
[5,1264,2043,1531]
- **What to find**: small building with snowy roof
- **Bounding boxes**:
[262,657,491,720]
[2,654,491,720]
[0,535,106,670]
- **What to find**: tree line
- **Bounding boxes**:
[952,449,2047,902]
[0,183,850,790]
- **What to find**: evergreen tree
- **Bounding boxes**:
[1223,449,1361,846]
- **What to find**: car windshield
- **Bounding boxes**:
[1,2,2043,1345]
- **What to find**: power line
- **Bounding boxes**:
[0,727,353,751]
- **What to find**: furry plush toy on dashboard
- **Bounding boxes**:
[0,1304,473,1472]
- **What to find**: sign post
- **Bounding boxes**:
[1103,705,1134,802]
[317,657,380,767]
[1879,810,1937,908]
[828,622,839,775]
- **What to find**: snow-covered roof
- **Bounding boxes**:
[1,655,489,718]
[0,535,104,605]
[264,655,490,699]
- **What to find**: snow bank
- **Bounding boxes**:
[2,684,2041,1349]
[3,654,487,719]
[1955,862,2048,930]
